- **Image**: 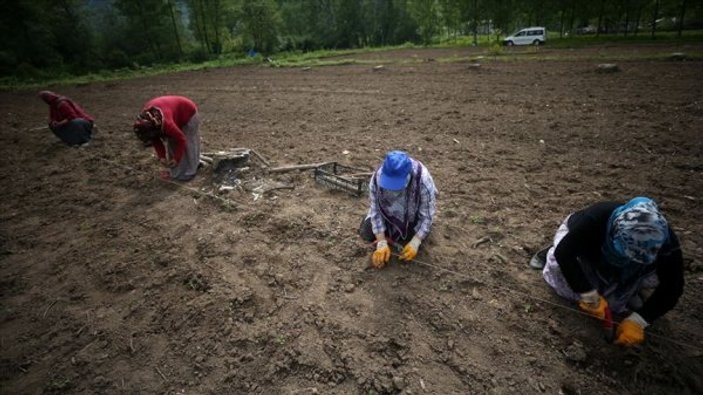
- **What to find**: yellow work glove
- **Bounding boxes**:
[577,290,608,320]
[615,313,647,346]
[399,236,422,261]
[372,239,391,269]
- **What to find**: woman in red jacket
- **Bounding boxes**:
[133,96,201,181]
[38,91,94,146]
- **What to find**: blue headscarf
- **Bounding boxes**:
[602,197,669,275]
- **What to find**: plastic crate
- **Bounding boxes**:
[314,162,370,196]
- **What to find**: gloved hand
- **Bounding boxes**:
[372,239,391,269]
[577,290,608,320]
[399,236,422,261]
[615,313,647,346]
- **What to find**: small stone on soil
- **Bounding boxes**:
[564,342,587,362]
[393,375,406,390]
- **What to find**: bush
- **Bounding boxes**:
[105,49,131,69]
[488,43,503,56]
[15,62,44,80]
[0,51,17,76]
[188,48,210,63]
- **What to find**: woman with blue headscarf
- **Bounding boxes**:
[532,197,684,346]
[359,150,438,269]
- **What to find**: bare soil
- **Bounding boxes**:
[1,45,703,395]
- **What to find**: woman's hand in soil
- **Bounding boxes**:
[160,158,177,168]
[372,240,390,269]
[577,290,608,320]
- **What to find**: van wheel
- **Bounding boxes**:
[505,41,514,46]
[533,40,541,46]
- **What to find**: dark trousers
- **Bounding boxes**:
[51,118,93,146]
[358,217,415,246]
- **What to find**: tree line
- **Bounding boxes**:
[1,0,700,78]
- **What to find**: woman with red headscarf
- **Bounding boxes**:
[38,91,94,146]
[133,95,201,181]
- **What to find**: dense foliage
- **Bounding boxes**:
[1,0,700,78]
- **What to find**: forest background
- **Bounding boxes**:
[2,0,702,85]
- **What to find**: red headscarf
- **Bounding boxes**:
[38,90,94,123]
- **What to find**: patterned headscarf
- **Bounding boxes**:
[133,107,163,142]
[602,197,669,269]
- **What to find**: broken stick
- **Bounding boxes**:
[472,236,492,249]
[268,162,332,173]
[155,366,168,382]
[249,149,272,167]
[42,300,58,319]
[263,185,295,194]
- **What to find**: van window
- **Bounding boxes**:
[516,31,526,37]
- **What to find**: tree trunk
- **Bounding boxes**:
[624,0,629,36]
[212,0,221,53]
[472,0,478,46]
[197,0,211,53]
[596,0,605,37]
[568,0,576,35]
[190,0,207,52]
[634,3,642,35]
[559,1,565,39]
[651,0,659,39]
[167,0,183,57]
[678,0,687,38]
[137,1,161,60]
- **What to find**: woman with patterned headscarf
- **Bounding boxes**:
[38,90,94,146]
[530,197,684,346]
[133,96,201,181]
[359,150,438,269]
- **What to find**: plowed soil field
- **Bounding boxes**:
[1,44,703,394]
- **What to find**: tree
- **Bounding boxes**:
[239,0,280,53]
[596,0,606,36]
[438,0,462,41]
[651,0,660,38]
[488,0,514,42]
[677,0,688,37]
[336,0,365,47]
[167,0,184,56]
[408,0,439,45]
[113,0,184,62]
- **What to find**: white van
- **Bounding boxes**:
[503,27,546,46]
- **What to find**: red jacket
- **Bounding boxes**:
[40,91,94,124]
[142,96,197,163]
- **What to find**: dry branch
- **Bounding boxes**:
[472,236,492,249]
[268,162,332,173]
[42,300,58,319]
[155,366,168,382]
[249,149,272,167]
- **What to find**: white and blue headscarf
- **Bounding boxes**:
[602,197,669,272]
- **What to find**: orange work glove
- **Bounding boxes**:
[399,236,422,261]
[615,313,647,346]
[372,239,391,269]
[577,290,608,320]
